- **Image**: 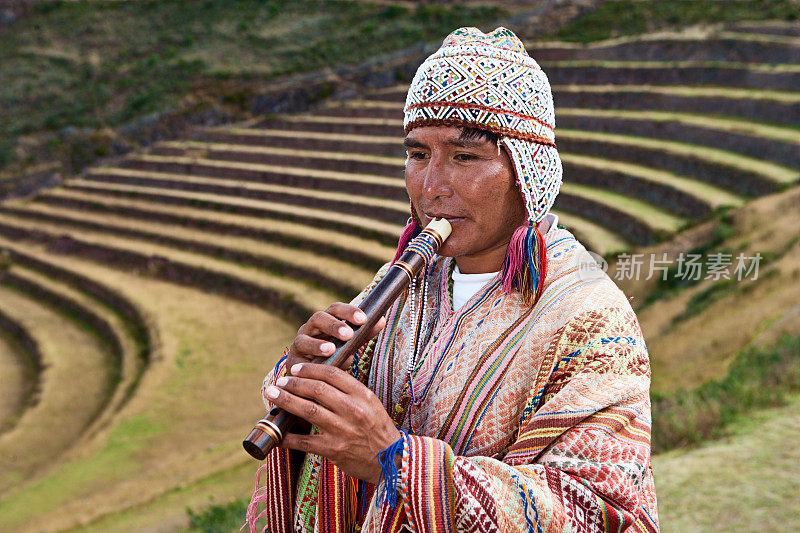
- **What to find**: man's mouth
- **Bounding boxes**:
[424,213,465,225]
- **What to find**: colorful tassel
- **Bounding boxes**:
[500,220,548,306]
[246,461,292,533]
[392,220,421,264]
[376,428,408,509]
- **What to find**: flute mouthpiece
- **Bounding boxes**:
[425,218,452,241]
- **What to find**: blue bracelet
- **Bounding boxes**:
[376,427,408,509]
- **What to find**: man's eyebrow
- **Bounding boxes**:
[444,137,486,148]
[403,138,426,149]
[403,137,488,149]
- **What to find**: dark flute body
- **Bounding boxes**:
[243,218,452,460]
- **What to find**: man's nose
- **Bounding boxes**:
[421,153,453,201]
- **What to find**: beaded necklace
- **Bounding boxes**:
[405,268,428,392]
[409,260,457,372]
[390,259,439,431]
[397,259,497,434]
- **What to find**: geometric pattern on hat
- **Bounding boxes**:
[502,138,562,224]
[404,26,562,224]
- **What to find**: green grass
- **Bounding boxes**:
[560,153,745,209]
[671,267,781,324]
[0,141,15,170]
[186,498,249,533]
[640,203,800,314]
[540,60,800,72]
[0,0,504,177]
[561,181,686,232]
[556,0,800,43]
[559,128,798,184]
[654,394,800,531]
[557,108,800,144]
[652,332,800,453]
[0,413,162,528]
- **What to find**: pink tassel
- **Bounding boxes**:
[245,464,270,532]
[392,220,419,264]
[500,221,548,305]
[501,224,529,295]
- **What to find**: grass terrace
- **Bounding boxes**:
[553,0,799,43]
[1,1,799,530]
[0,0,504,180]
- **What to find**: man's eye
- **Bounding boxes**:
[407,151,427,160]
[455,153,478,161]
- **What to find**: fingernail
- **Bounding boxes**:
[291,363,303,374]
[354,311,367,322]
[321,343,335,354]
[266,386,280,399]
[338,326,352,338]
[275,377,288,387]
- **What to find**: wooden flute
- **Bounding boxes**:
[243,218,453,460]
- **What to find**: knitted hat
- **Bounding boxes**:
[397,27,562,305]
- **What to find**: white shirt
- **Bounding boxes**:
[451,213,559,311]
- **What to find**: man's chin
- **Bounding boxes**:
[436,240,469,260]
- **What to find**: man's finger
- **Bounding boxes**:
[293,334,337,359]
[264,384,338,431]
[301,310,354,342]
[275,375,350,414]
[280,431,336,457]
[369,315,387,338]
[289,362,365,395]
[327,302,368,326]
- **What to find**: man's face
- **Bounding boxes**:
[404,126,527,274]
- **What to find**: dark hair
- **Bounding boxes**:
[459,127,499,145]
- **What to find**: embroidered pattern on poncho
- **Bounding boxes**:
[248,227,659,533]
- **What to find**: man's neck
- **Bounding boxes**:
[453,215,554,274]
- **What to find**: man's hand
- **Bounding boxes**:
[265,363,401,484]
[285,303,387,372]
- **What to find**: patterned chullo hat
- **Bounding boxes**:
[397,26,562,305]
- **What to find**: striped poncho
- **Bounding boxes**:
[248,227,659,532]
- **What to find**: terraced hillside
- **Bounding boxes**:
[0,19,798,532]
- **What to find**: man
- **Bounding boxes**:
[248,27,658,532]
